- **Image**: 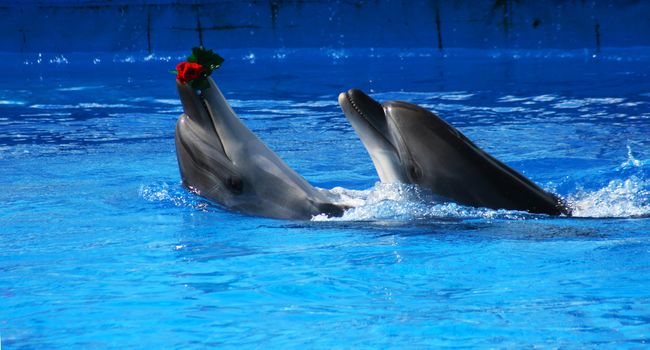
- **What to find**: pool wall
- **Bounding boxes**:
[2,0,650,52]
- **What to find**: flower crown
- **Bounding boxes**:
[173,47,224,90]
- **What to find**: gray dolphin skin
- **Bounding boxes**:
[174,77,345,219]
[339,89,571,216]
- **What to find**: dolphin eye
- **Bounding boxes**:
[407,163,421,181]
[227,176,243,193]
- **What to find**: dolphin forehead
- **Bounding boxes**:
[382,101,468,160]
[383,101,455,132]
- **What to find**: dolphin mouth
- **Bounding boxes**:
[339,89,395,149]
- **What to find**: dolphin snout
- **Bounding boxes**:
[339,89,389,137]
[176,81,214,130]
[341,89,383,118]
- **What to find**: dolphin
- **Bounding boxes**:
[338,89,570,216]
[174,77,345,220]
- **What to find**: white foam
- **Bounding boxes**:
[568,177,650,218]
[314,171,650,221]
[313,183,530,222]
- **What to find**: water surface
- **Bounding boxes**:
[1,48,650,348]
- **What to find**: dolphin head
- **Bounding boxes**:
[338,89,408,183]
[175,80,243,202]
[175,78,344,219]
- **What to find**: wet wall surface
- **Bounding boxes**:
[1,1,650,52]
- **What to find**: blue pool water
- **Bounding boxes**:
[2,48,650,348]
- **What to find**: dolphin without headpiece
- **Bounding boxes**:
[339,89,570,216]
[174,77,345,219]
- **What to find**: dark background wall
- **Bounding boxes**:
[2,0,649,52]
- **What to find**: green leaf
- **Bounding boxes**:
[191,46,224,72]
[187,50,197,62]
[190,77,210,91]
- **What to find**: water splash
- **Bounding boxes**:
[316,173,650,222]
[568,177,650,218]
[565,145,650,218]
[314,183,532,222]
[139,182,209,211]
[620,145,642,169]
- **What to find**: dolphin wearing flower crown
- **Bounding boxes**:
[174,78,346,220]
[338,89,570,216]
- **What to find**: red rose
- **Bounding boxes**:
[176,61,204,84]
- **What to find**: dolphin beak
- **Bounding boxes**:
[175,80,228,156]
[339,89,408,183]
[339,89,390,137]
[176,81,216,132]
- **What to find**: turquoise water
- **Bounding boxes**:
[1,48,650,348]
